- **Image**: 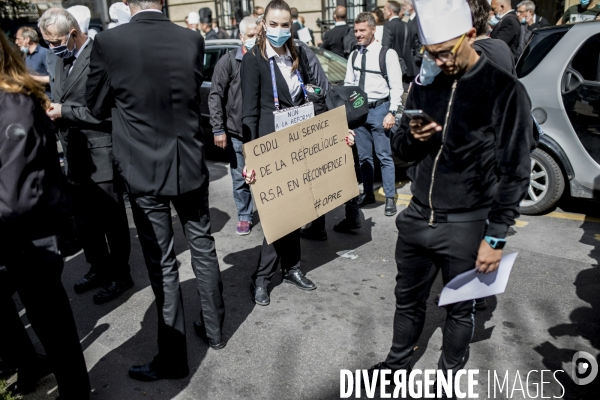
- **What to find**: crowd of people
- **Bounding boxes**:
[0,0,588,398]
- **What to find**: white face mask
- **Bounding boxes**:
[244,37,256,50]
[20,46,28,53]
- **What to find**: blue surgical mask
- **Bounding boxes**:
[489,15,500,27]
[404,11,411,17]
[51,33,77,59]
[520,17,527,24]
[266,26,291,48]
[418,56,442,86]
[244,37,256,50]
[580,0,591,6]
[20,46,28,54]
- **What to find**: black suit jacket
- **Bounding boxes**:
[86,11,207,196]
[529,15,550,31]
[291,21,302,39]
[53,40,113,183]
[490,11,521,59]
[206,29,220,40]
[405,17,421,79]
[241,46,312,141]
[321,24,350,58]
[382,18,410,70]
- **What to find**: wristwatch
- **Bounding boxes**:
[389,110,397,117]
[484,236,507,250]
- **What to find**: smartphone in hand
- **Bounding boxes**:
[403,110,438,125]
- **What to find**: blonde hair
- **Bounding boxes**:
[0,30,49,109]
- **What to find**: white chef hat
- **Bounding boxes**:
[414,0,473,45]
[188,11,200,25]
[109,2,131,25]
[67,5,91,33]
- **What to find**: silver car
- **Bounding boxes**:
[517,21,600,214]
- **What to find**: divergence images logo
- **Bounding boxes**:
[572,351,598,385]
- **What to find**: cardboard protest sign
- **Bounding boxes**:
[243,106,359,244]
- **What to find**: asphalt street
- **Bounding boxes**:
[9,159,600,400]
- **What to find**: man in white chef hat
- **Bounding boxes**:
[108,1,131,29]
[66,5,95,38]
[187,11,201,33]
[364,0,534,397]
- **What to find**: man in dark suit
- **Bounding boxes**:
[382,1,411,82]
[86,0,226,381]
[491,0,521,59]
[403,0,422,83]
[320,6,352,58]
[291,7,302,39]
[41,8,133,306]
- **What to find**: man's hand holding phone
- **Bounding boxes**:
[404,110,442,142]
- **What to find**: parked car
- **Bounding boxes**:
[517,21,600,214]
[200,39,347,156]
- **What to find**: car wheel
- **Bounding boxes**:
[520,148,565,215]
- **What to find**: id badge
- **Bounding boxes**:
[273,102,315,132]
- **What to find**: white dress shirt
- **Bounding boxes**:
[266,41,301,102]
[344,40,403,112]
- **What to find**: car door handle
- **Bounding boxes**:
[562,67,584,95]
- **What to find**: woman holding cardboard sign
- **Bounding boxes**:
[241,0,355,306]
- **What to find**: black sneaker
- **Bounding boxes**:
[333,218,362,233]
[385,198,397,216]
[93,277,134,304]
[356,192,376,207]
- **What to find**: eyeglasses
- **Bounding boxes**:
[422,33,466,63]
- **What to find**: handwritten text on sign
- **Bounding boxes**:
[243,106,359,244]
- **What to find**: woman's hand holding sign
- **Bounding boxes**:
[243,166,256,184]
[345,130,356,147]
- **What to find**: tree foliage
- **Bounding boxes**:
[0,0,34,20]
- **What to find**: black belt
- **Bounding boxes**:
[410,199,490,224]
[368,97,389,109]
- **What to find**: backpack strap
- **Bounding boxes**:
[351,49,358,68]
[228,49,238,81]
[379,46,389,85]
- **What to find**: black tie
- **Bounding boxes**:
[358,48,367,90]
[61,57,75,91]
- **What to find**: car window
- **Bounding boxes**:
[516,28,570,78]
[204,48,224,82]
[571,33,600,81]
[313,50,347,85]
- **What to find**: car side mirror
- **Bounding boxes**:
[562,67,584,95]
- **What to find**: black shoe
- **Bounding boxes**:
[193,320,226,350]
[128,357,189,382]
[0,361,16,379]
[7,354,52,395]
[385,198,397,216]
[356,192,376,208]
[74,271,104,294]
[363,362,411,389]
[283,268,316,291]
[93,277,134,304]
[475,298,487,311]
[333,218,362,233]
[299,224,328,241]
[250,283,270,306]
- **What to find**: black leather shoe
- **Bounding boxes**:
[385,198,397,216]
[283,268,316,291]
[299,224,327,241]
[193,320,226,350]
[74,271,104,294]
[0,361,17,379]
[93,277,134,304]
[333,218,362,233]
[128,357,189,382]
[363,362,411,389]
[250,283,270,306]
[356,192,376,208]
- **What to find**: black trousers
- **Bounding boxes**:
[129,183,225,366]
[253,229,301,289]
[0,269,38,371]
[3,236,90,400]
[385,202,486,372]
[77,179,131,281]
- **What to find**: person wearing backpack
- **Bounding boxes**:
[345,12,403,217]
[208,16,259,236]
[320,5,353,58]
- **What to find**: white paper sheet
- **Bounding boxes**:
[438,252,518,306]
[297,27,312,44]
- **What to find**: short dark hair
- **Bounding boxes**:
[127,0,161,9]
[354,11,376,27]
[290,7,299,19]
[371,8,385,25]
[468,0,491,36]
[386,1,402,15]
